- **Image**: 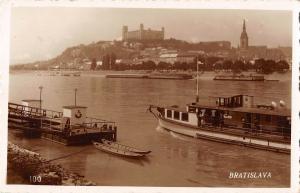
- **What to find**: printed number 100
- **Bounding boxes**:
[30,175,41,183]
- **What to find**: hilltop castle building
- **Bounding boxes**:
[122,24,164,41]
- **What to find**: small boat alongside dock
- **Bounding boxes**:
[102,139,151,154]
[93,141,147,158]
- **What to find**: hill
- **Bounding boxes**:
[10,39,231,70]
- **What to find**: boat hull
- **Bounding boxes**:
[102,139,151,154]
[158,116,290,153]
[93,142,145,158]
[213,75,265,81]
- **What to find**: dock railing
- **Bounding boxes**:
[82,117,116,132]
[8,102,63,119]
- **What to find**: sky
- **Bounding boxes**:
[10,7,292,64]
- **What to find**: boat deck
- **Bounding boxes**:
[8,102,118,144]
[157,111,290,144]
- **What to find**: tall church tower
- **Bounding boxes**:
[240,19,249,50]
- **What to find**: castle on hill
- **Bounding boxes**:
[122,23,164,41]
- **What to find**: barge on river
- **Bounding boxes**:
[8,100,117,145]
[213,74,265,81]
[149,94,291,153]
[106,73,193,80]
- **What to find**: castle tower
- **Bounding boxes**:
[240,19,249,50]
[139,23,144,40]
[122,25,128,41]
[161,27,165,39]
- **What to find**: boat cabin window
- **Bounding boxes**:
[174,111,180,120]
[181,113,189,122]
[217,95,243,108]
[188,106,196,113]
[167,110,172,118]
[157,107,165,117]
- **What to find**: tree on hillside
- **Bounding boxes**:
[102,54,110,70]
[232,60,244,73]
[157,62,170,70]
[275,60,289,72]
[223,60,233,71]
[254,59,276,74]
[90,58,97,70]
[110,53,116,70]
[254,58,265,73]
[142,60,156,70]
[205,56,222,71]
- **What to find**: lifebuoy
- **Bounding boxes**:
[75,110,82,118]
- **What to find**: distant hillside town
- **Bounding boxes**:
[11,21,292,74]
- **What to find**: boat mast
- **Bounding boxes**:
[196,57,199,103]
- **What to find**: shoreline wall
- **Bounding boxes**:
[7,142,96,186]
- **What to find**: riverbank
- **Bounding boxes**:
[10,69,291,82]
[7,142,96,185]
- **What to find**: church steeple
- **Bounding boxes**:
[240,19,249,50]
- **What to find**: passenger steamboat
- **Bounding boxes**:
[149,63,291,153]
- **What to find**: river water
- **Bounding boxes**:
[8,71,291,187]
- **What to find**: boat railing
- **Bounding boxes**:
[203,118,290,140]
[41,119,62,131]
[85,116,114,124]
[39,118,117,133]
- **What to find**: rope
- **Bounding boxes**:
[45,147,89,163]
[26,147,90,166]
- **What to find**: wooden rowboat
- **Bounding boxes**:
[102,139,152,155]
[93,141,146,158]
